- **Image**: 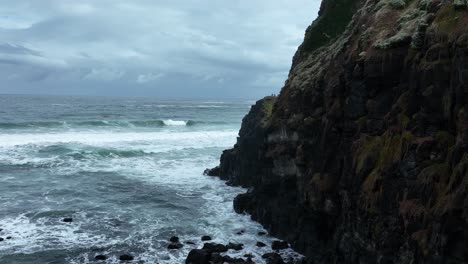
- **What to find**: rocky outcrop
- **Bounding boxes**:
[214,95,276,187]
[211,0,468,263]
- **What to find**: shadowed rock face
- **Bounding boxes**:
[212,0,468,263]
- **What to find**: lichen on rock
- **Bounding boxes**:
[209,0,468,263]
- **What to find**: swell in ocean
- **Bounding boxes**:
[0,119,229,130]
[0,95,302,263]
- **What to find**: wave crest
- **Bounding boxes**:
[0,119,220,129]
[162,119,187,126]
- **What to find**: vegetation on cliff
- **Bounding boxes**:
[212,0,468,263]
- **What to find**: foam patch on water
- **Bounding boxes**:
[162,119,186,126]
[0,130,237,148]
[0,111,304,263]
[0,213,113,255]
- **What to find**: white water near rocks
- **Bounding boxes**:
[0,95,301,263]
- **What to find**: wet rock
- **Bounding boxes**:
[262,253,285,264]
[185,249,210,264]
[201,235,212,241]
[6,236,11,239]
[256,241,267,247]
[119,254,134,261]
[235,230,245,235]
[202,243,228,253]
[62,217,73,223]
[210,253,224,263]
[222,255,248,263]
[227,242,244,251]
[185,241,196,245]
[168,242,183,249]
[271,240,288,250]
[258,231,267,236]
[0,238,3,242]
[0,229,3,232]
[212,253,251,264]
[169,236,179,243]
[94,255,107,260]
[203,166,220,176]
[244,253,254,258]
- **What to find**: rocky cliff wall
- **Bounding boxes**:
[211,0,468,263]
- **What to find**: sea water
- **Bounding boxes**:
[0,95,300,263]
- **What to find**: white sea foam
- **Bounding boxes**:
[0,102,303,263]
[0,130,237,148]
[0,213,112,254]
[162,119,187,126]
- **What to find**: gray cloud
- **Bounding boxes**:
[0,0,321,99]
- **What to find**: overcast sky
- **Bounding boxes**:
[0,1,320,99]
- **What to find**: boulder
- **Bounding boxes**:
[227,242,244,250]
[202,243,228,253]
[94,255,107,260]
[185,249,211,264]
[201,235,212,241]
[169,236,179,243]
[168,242,183,249]
[119,254,134,261]
[271,240,288,250]
[262,253,285,264]
[256,241,267,247]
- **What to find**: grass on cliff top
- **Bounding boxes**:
[260,97,276,126]
[300,0,357,54]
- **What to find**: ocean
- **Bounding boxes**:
[0,95,299,263]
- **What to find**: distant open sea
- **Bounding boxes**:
[0,95,299,263]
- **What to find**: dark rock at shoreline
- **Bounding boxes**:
[221,255,250,263]
[186,249,210,264]
[169,236,179,243]
[262,253,284,264]
[201,235,212,241]
[6,236,11,239]
[256,241,266,247]
[185,249,253,264]
[257,231,267,236]
[62,217,73,223]
[119,254,134,261]
[227,242,244,250]
[271,240,288,250]
[94,255,107,260]
[202,243,228,253]
[0,238,3,242]
[203,166,220,176]
[235,230,245,235]
[168,242,184,249]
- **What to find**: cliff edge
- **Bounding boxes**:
[211,0,468,263]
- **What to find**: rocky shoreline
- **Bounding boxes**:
[206,0,468,263]
[0,222,302,264]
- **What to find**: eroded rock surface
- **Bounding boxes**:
[211,0,468,263]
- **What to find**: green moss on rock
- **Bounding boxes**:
[433,5,463,32]
[262,98,275,118]
[389,0,407,9]
[454,0,468,10]
[374,32,413,49]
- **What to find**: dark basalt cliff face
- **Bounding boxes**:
[210,0,468,263]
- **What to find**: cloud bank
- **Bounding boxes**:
[0,0,321,98]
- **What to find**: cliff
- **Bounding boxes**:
[211,0,468,263]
